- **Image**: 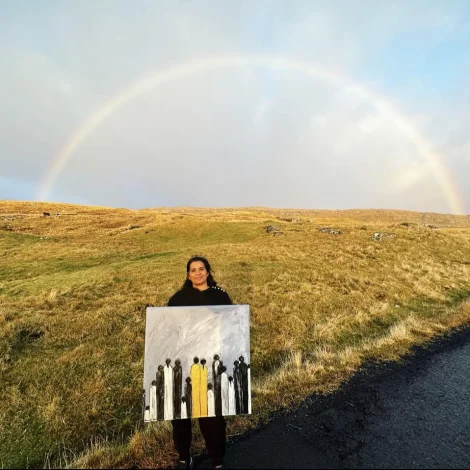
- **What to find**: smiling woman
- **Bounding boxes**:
[37,55,465,214]
[165,255,234,469]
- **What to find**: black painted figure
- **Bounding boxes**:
[184,377,192,418]
[141,388,146,421]
[247,363,251,414]
[200,358,208,417]
[212,354,223,416]
[173,359,183,419]
[239,356,248,414]
[156,365,165,420]
[233,360,243,415]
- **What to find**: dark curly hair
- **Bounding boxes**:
[182,256,218,289]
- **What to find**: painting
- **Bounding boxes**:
[143,304,251,421]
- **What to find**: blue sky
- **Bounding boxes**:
[365,17,470,96]
[1,0,469,213]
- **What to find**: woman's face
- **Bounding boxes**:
[188,261,209,288]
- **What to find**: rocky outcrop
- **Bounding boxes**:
[319,228,344,235]
[265,225,284,236]
[373,232,396,241]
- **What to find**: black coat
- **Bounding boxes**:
[168,285,232,307]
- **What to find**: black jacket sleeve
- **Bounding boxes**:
[222,291,232,305]
[167,291,180,306]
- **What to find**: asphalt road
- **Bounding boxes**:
[216,326,470,469]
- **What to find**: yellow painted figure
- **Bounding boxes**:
[200,359,208,417]
[190,358,201,418]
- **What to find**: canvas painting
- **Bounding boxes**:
[143,304,251,421]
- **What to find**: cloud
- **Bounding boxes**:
[358,115,383,134]
[1,1,469,213]
[253,99,273,131]
[59,82,73,94]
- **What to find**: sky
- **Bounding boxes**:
[1,0,469,214]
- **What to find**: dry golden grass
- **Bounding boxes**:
[1,200,470,468]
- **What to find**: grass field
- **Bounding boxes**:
[1,200,470,468]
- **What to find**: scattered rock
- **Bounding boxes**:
[265,225,284,236]
[43,212,50,217]
[373,232,396,241]
[265,225,280,233]
[25,330,45,340]
[40,236,48,240]
[426,224,439,230]
[128,225,143,230]
[319,228,344,235]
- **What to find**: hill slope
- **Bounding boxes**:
[1,201,470,468]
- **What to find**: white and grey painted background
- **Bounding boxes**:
[143,304,250,407]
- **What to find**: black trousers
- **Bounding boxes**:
[172,416,226,464]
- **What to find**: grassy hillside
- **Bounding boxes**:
[1,201,470,468]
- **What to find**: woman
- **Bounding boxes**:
[168,256,232,470]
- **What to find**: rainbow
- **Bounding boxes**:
[37,55,465,214]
